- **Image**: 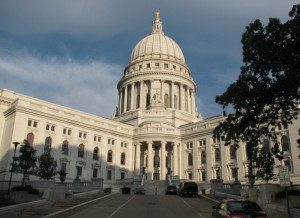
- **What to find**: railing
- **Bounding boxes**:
[0,179,103,193]
[116,178,134,185]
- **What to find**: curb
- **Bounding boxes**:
[199,194,220,203]
[42,193,116,218]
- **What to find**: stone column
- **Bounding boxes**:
[135,143,141,175]
[140,81,144,109]
[118,91,122,115]
[187,88,190,113]
[131,83,135,110]
[191,90,195,115]
[193,140,199,181]
[178,143,182,178]
[124,85,128,112]
[173,143,178,176]
[171,81,174,108]
[180,84,184,111]
[149,80,153,104]
[147,141,153,180]
[160,79,164,104]
[161,141,166,180]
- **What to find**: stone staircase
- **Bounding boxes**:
[143,180,168,195]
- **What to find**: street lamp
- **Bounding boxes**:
[7,141,20,195]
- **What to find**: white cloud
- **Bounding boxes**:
[0,51,122,117]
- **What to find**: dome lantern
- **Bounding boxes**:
[152,11,163,34]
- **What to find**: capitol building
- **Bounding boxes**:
[0,13,299,186]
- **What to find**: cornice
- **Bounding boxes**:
[117,71,196,90]
[7,105,134,140]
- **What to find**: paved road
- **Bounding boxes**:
[68,194,215,218]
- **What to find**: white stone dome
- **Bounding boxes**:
[130,12,185,63]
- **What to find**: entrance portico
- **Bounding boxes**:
[135,140,179,180]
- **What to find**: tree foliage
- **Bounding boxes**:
[15,140,37,186]
[213,5,300,182]
[37,151,57,180]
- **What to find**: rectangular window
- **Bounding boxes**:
[112,140,115,145]
[33,121,38,128]
[164,63,168,69]
[93,168,98,178]
[107,170,112,180]
[284,159,292,172]
[46,124,50,130]
[139,65,142,69]
[173,65,176,70]
[61,163,67,172]
[147,63,150,68]
[216,169,221,179]
[83,133,87,139]
[201,171,206,181]
[121,172,125,179]
[94,136,97,141]
[155,63,159,67]
[108,139,111,144]
[68,129,71,135]
[188,172,192,180]
[51,125,55,131]
[79,132,82,138]
[199,139,206,146]
[28,120,32,126]
[63,128,67,134]
[77,166,82,177]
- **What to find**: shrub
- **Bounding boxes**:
[11,185,39,195]
[275,189,300,199]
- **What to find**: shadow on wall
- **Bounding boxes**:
[0,137,135,188]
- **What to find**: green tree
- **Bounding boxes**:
[213,5,300,183]
[15,140,37,186]
[37,152,57,180]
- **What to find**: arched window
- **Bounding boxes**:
[215,148,221,162]
[107,150,113,162]
[201,151,206,164]
[262,139,271,153]
[164,94,169,108]
[26,133,34,146]
[188,153,193,166]
[174,95,178,109]
[146,93,150,107]
[154,155,160,168]
[78,144,85,158]
[62,140,69,155]
[136,94,140,108]
[93,147,99,160]
[229,146,236,160]
[281,135,290,152]
[44,136,52,153]
[121,152,126,165]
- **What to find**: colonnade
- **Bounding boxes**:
[134,141,179,180]
[118,80,195,115]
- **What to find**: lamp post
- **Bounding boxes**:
[7,141,20,195]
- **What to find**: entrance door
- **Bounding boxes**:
[153,173,160,180]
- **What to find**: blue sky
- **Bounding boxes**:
[0,0,297,118]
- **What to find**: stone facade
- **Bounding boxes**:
[0,13,299,185]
